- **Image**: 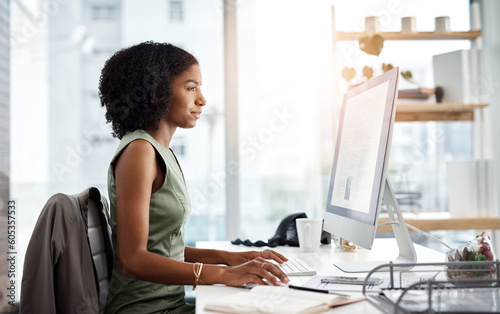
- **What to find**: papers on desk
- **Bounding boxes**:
[302,270,445,293]
[302,275,387,292]
[204,286,365,314]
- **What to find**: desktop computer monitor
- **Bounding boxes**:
[323,67,417,273]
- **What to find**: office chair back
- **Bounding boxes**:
[20,187,113,314]
[87,188,114,311]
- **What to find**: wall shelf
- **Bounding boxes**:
[331,5,495,237]
[336,30,482,41]
[378,215,500,232]
[395,103,488,122]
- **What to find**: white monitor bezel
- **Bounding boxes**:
[324,67,399,250]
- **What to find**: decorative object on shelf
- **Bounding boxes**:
[362,66,374,80]
[359,16,383,56]
[342,64,441,102]
[398,88,437,100]
[435,86,444,102]
[340,65,374,86]
[401,17,416,33]
[341,67,355,82]
[433,49,484,103]
[399,69,443,101]
[445,232,497,282]
[342,64,391,86]
[435,16,451,33]
[400,70,417,85]
[365,16,380,34]
[358,34,384,56]
[382,63,393,72]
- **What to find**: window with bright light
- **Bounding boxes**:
[91,5,118,20]
[169,0,184,22]
[10,1,224,298]
[235,0,474,244]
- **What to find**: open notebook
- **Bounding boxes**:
[204,286,365,314]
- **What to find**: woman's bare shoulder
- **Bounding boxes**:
[115,139,157,172]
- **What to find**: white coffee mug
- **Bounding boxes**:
[296,218,323,253]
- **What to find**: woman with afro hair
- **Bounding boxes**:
[99,42,290,313]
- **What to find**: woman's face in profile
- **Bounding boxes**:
[166,64,207,129]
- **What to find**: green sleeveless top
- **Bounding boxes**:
[104,130,192,314]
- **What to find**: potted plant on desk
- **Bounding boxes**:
[445,232,497,284]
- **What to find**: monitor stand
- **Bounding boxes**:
[334,178,417,273]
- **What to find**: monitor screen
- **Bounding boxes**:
[323,67,399,250]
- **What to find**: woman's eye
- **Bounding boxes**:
[188,86,196,91]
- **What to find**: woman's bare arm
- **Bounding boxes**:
[114,140,289,286]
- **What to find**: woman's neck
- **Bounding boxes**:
[145,122,176,149]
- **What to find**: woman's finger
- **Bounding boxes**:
[257,261,290,285]
[261,249,288,263]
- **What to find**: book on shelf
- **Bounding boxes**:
[204,285,365,314]
[398,88,436,100]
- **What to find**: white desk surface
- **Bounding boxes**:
[195,238,445,314]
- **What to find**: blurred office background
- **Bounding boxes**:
[4,0,500,304]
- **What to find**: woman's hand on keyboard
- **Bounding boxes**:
[220,258,290,287]
[223,249,288,266]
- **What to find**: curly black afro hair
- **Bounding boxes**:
[99,41,198,139]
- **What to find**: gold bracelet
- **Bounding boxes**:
[192,262,204,290]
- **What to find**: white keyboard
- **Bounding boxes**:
[241,258,316,289]
[277,258,316,276]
